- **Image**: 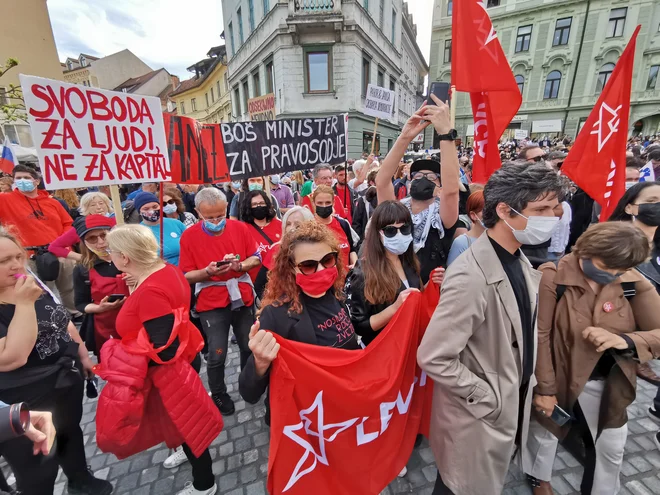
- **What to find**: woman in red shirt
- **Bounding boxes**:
[240,190,282,299]
[311,185,357,269]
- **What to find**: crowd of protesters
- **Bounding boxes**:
[0,113,659,495]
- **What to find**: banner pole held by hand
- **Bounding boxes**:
[158,187,164,260]
[450,86,457,129]
[370,118,379,155]
[110,185,124,226]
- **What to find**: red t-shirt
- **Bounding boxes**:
[301,195,348,220]
[115,264,190,339]
[245,219,282,282]
[334,184,353,224]
[326,217,351,267]
[179,220,260,311]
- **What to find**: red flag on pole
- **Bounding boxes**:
[451,0,522,183]
[561,26,640,221]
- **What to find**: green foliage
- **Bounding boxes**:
[0,58,27,123]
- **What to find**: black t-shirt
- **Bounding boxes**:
[302,292,360,350]
[0,293,72,368]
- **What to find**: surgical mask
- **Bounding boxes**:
[625,182,637,190]
[14,179,35,193]
[381,232,413,255]
[251,206,269,220]
[503,207,559,245]
[88,246,110,258]
[162,203,178,215]
[140,210,160,223]
[271,175,281,185]
[249,183,263,191]
[205,218,226,233]
[409,177,436,201]
[315,205,333,219]
[232,181,242,190]
[636,202,660,227]
[582,258,623,286]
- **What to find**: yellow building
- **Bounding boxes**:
[170,46,232,123]
[1,0,63,147]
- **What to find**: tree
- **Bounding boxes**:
[0,58,27,123]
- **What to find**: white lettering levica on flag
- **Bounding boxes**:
[282,373,428,492]
[473,101,488,160]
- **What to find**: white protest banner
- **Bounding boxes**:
[20,75,170,189]
[514,129,528,140]
[364,84,395,121]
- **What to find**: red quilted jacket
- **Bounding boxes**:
[94,311,223,459]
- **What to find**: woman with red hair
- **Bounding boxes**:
[447,190,486,266]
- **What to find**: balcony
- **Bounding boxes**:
[294,0,337,12]
[287,0,343,42]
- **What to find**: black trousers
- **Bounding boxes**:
[432,472,455,495]
[0,379,87,495]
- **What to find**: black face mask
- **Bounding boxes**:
[251,206,269,221]
[316,205,333,219]
[409,177,436,201]
[637,203,660,227]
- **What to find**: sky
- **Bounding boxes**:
[48,0,434,80]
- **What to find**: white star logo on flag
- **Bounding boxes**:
[590,103,622,152]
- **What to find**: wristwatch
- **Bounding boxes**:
[438,129,458,141]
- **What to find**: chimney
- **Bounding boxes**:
[171,74,181,90]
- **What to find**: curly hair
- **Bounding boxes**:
[261,221,345,314]
[162,185,186,215]
[239,190,276,224]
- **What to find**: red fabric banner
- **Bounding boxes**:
[561,26,640,221]
[266,284,439,495]
[451,0,521,183]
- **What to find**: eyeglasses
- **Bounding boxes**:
[531,155,547,163]
[412,172,441,181]
[85,232,108,244]
[200,214,226,224]
[163,199,176,205]
[296,252,339,275]
[251,202,267,208]
[381,224,412,238]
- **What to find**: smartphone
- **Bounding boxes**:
[549,405,571,427]
[427,82,451,106]
[216,260,232,267]
[107,294,126,303]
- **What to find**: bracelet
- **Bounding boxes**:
[205,267,212,277]
[238,262,243,272]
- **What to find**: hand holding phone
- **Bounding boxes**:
[427,82,451,106]
[106,294,126,303]
[549,405,571,426]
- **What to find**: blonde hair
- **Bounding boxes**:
[311,185,334,202]
[0,225,23,251]
[54,189,80,209]
[79,192,113,216]
[292,171,304,184]
[107,224,160,268]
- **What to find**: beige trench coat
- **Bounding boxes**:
[417,234,541,495]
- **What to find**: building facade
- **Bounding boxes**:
[62,49,153,90]
[428,0,660,143]
[221,0,428,157]
[0,0,63,148]
[169,46,232,124]
[114,69,181,113]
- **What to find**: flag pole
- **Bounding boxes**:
[110,185,124,226]
[370,118,379,155]
[158,186,164,260]
[450,86,457,129]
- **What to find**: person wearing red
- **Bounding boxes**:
[301,164,349,219]
[333,164,355,224]
[179,187,261,416]
[0,165,80,318]
[311,185,357,270]
[100,224,222,495]
[239,190,282,300]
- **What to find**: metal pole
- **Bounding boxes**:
[562,0,590,136]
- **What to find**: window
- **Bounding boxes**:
[487,0,500,6]
[266,59,274,93]
[238,8,244,44]
[242,79,249,113]
[253,71,261,97]
[607,8,627,38]
[389,76,395,91]
[191,98,197,111]
[249,0,255,32]
[205,93,209,107]
[377,69,384,88]
[263,0,269,14]
[444,39,452,63]
[364,0,369,12]
[362,56,371,95]
[379,0,384,28]
[648,65,659,90]
[305,49,331,93]
[596,63,615,93]
[228,22,235,56]
[82,81,90,87]
[3,124,33,147]
[553,17,571,46]
[391,9,396,43]
[233,86,241,116]
[447,0,452,16]
[180,101,186,115]
[80,55,87,67]
[217,80,222,97]
[224,73,229,92]
[515,75,524,94]
[210,87,215,102]
[515,25,532,52]
[544,70,561,99]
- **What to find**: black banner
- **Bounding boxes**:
[221,114,348,180]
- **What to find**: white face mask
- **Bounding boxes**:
[381,232,413,255]
[503,207,559,245]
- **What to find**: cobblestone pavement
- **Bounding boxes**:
[38,348,660,495]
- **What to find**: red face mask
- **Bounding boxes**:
[295,266,338,295]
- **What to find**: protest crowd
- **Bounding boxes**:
[2,7,660,495]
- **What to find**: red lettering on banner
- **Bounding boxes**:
[43,154,77,182]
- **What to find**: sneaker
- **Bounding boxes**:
[164,446,189,469]
[176,481,217,495]
[655,432,660,451]
[212,392,235,416]
[67,469,113,495]
[648,406,660,424]
[398,466,407,478]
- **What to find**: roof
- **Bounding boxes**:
[114,69,167,92]
[79,53,99,61]
[169,57,223,97]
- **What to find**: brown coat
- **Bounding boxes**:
[417,234,541,495]
[535,253,660,438]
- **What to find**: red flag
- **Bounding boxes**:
[452,0,522,183]
[561,26,640,221]
[266,290,437,495]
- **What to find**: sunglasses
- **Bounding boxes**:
[381,224,412,238]
[85,232,108,244]
[163,199,176,205]
[531,155,547,163]
[296,252,339,276]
